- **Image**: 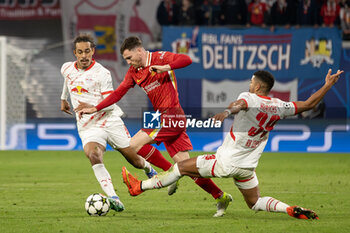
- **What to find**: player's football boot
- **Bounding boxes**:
[213,192,233,217]
[167,180,179,196]
[145,167,158,178]
[122,167,143,196]
[107,196,125,212]
[286,206,319,220]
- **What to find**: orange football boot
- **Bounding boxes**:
[287,206,319,220]
[122,166,143,196]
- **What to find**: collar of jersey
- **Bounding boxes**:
[257,94,271,100]
[145,51,151,67]
[74,59,96,71]
[136,51,151,72]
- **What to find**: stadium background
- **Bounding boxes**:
[0,0,349,152]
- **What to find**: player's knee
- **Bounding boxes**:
[86,151,103,165]
[172,151,190,163]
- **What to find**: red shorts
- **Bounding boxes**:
[142,127,193,157]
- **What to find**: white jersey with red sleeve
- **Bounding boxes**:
[216,92,297,169]
[60,60,124,130]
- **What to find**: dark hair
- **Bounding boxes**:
[253,70,275,92]
[73,34,96,50]
[120,36,142,54]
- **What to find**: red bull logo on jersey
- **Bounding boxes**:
[300,38,334,68]
[71,86,88,95]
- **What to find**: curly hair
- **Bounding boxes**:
[73,34,96,50]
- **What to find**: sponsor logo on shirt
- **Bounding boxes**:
[71,86,89,95]
[142,80,161,93]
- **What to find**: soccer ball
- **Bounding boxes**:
[85,193,110,216]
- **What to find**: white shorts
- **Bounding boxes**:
[196,154,259,189]
[78,123,131,150]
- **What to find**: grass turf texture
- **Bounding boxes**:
[0,151,349,233]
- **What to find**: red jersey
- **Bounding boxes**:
[320,3,340,26]
[248,2,267,25]
[96,51,192,114]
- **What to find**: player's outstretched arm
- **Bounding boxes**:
[294,69,343,114]
[149,53,192,74]
[213,99,247,122]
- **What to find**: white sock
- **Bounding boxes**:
[142,158,152,174]
[92,163,117,197]
[141,163,182,190]
[251,197,289,213]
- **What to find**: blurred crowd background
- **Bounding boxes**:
[156,0,350,39]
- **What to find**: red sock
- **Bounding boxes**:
[192,177,223,199]
[137,144,172,171]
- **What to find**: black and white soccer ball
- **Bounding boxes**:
[85,193,110,216]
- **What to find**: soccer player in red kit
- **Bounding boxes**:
[77,36,232,217]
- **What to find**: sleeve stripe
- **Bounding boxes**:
[292,102,298,115]
[230,126,236,141]
[102,91,113,95]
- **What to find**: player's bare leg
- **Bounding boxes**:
[238,186,260,209]
[123,157,232,217]
[171,151,190,163]
[84,142,124,212]
[130,130,175,189]
[123,158,199,195]
[167,151,192,195]
[83,142,105,165]
[130,130,156,152]
[172,151,232,216]
[238,186,318,219]
[118,146,155,176]
[131,130,173,176]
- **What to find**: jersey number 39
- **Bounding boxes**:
[248,112,280,138]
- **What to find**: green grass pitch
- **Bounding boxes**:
[0,151,349,233]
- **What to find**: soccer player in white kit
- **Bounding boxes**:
[60,34,156,212]
[122,69,343,219]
